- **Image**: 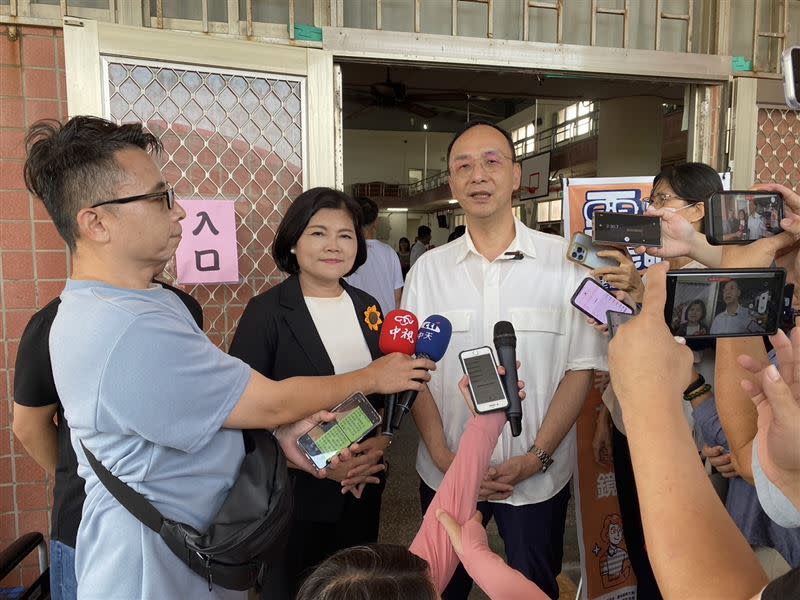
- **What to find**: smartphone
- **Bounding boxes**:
[592,212,662,248]
[570,277,634,325]
[458,346,509,414]
[296,392,382,470]
[705,191,784,245]
[782,46,800,109]
[664,268,787,339]
[566,232,619,270]
[606,310,636,339]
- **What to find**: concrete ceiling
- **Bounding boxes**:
[339,60,688,132]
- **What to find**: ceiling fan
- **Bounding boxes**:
[344,68,465,119]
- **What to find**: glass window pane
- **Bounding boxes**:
[537,202,549,222]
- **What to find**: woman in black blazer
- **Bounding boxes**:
[229,187,390,599]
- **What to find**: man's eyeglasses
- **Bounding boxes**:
[449,152,512,179]
[91,187,175,210]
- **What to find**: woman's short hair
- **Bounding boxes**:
[686,299,707,322]
[600,514,624,544]
[272,187,367,276]
[296,545,437,600]
[652,162,723,204]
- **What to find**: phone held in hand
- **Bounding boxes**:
[592,212,662,248]
[296,392,382,470]
[664,268,787,339]
[458,346,509,414]
[705,191,784,245]
[570,277,634,325]
[566,232,619,270]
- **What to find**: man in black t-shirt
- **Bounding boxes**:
[12,281,202,600]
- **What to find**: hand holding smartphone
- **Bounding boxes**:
[297,392,382,470]
[570,277,634,325]
[705,191,784,245]
[459,347,509,414]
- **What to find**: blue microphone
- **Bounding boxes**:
[391,315,453,431]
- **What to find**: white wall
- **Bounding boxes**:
[343,129,452,189]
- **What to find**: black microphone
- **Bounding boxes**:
[391,315,453,431]
[494,321,522,437]
[381,393,397,437]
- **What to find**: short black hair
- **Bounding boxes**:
[272,187,367,276]
[417,225,432,238]
[446,120,517,166]
[23,116,162,251]
[652,162,722,204]
[357,196,379,227]
[297,544,437,600]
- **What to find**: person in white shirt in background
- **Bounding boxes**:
[410,225,432,267]
[345,196,404,313]
[403,120,606,600]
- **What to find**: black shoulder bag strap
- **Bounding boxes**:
[80,441,164,533]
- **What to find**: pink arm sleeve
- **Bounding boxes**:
[409,411,505,593]
[459,520,548,599]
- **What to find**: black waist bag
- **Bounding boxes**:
[81,430,292,591]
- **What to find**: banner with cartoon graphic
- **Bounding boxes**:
[564,174,730,600]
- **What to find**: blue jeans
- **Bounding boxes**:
[50,540,78,600]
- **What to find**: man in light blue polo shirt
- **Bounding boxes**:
[22,116,434,600]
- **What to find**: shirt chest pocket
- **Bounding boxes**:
[509,308,566,336]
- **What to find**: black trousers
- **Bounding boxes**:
[612,425,663,599]
[260,477,384,600]
[419,478,571,600]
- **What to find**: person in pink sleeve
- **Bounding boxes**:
[296,374,547,600]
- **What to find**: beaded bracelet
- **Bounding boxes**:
[684,383,712,402]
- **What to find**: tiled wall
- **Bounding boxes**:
[1,24,69,586]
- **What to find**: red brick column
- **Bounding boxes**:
[1,24,68,587]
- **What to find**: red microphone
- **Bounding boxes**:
[378,309,418,436]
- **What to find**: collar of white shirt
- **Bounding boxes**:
[454,219,538,264]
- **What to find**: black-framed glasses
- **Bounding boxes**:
[91,187,175,210]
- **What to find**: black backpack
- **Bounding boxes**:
[81,429,292,591]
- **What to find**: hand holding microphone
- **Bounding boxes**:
[494,321,522,437]
[391,314,453,431]
[377,310,419,437]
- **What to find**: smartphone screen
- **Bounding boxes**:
[460,348,508,413]
[297,393,381,470]
[665,269,787,339]
[571,278,634,325]
[592,213,661,247]
[707,191,783,244]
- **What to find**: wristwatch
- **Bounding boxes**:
[528,444,554,473]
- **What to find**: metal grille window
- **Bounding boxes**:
[105,57,306,348]
[755,108,800,188]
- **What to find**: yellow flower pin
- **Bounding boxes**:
[364,305,382,331]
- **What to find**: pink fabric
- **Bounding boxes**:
[409,412,544,598]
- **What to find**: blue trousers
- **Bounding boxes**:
[50,540,78,600]
[419,479,570,600]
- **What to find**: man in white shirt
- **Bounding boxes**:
[410,225,432,267]
[403,121,606,600]
[710,280,763,334]
[747,204,766,240]
[345,196,404,312]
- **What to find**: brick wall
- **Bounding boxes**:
[1,24,69,587]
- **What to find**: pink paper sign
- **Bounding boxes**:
[175,199,240,284]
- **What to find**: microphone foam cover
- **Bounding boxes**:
[416,315,453,362]
[379,309,419,356]
[493,320,516,345]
